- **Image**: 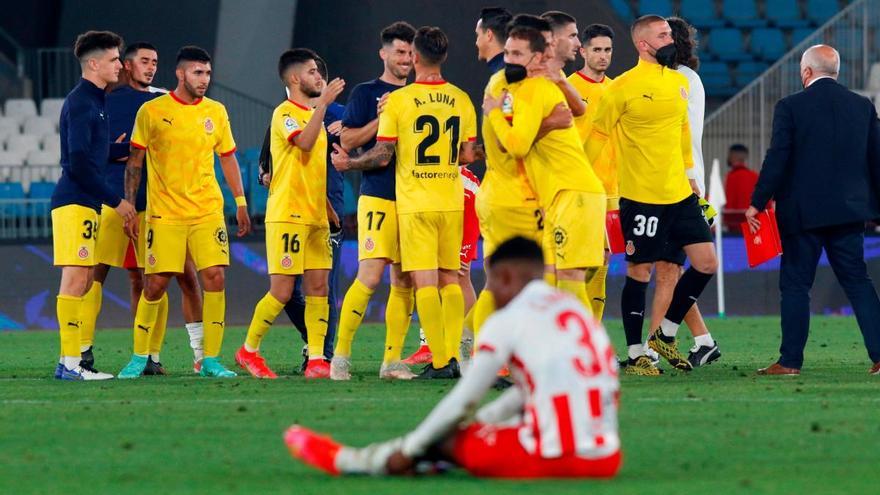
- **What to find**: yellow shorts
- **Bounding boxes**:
[96,206,146,268]
[357,195,400,263]
[543,190,606,270]
[144,217,229,274]
[52,204,99,266]
[265,222,332,275]
[399,211,463,272]
[475,196,543,259]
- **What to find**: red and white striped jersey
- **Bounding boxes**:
[479,281,620,459]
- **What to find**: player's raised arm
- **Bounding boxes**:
[292,77,345,152]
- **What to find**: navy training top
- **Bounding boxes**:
[324,101,346,220]
[105,85,160,211]
[341,78,404,201]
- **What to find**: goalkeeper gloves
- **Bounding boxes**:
[699,197,717,227]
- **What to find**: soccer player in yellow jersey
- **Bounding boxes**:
[587,16,718,376]
[118,46,252,378]
[235,48,345,380]
[333,26,477,379]
[485,25,606,312]
[567,24,616,320]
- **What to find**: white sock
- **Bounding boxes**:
[186,322,204,361]
[150,354,160,363]
[63,356,80,369]
[694,333,715,348]
[244,343,259,353]
[80,345,91,353]
[660,318,679,338]
[628,344,645,360]
[335,438,403,475]
[418,328,426,346]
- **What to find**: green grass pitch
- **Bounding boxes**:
[1,316,878,494]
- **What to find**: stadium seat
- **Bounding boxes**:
[0,182,26,217]
[765,0,810,28]
[0,118,19,143]
[5,134,40,154]
[27,181,54,218]
[4,99,37,123]
[699,61,736,97]
[831,27,863,53]
[637,0,673,17]
[0,150,25,166]
[610,0,634,21]
[791,27,817,47]
[221,185,236,216]
[806,0,840,26]
[680,0,725,28]
[41,134,60,153]
[735,61,770,86]
[39,98,64,121]
[750,28,787,61]
[23,117,56,138]
[250,186,268,216]
[865,63,880,94]
[708,28,751,61]
[240,146,260,165]
[721,0,765,27]
[25,150,60,166]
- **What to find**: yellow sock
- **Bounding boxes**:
[544,271,557,286]
[586,264,609,320]
[57,295,83,359]
[202,291,226,358]
[244,292,286,351]
[415,287,446,368]
[305,296,329,358]
[79,281,102,350]
[334,279,374,357]
[440,284,465,362]
[133,294,161,356]
[472,290,496,346]
[148,293,169,355]
[383,285,413,364]
[558,279,592,314]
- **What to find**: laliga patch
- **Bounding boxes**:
[554,227,568,248]
[280,254,293,269]
[364,236,375,253]
[77,246,89,260]
[284,116,299,133]
[625,240,636,256]
[214,227,228,246]
[148,253,157,266]
[204,117,215,133]
[680,86,689,100]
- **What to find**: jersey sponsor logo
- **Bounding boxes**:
[77,246,89,260]
[625,240,636,256]
[680,87,688,100]
[283,115,299,133]
[214,227,228,246]
[280,254,292,269]
[204,117,215,133]
[148,253,157,266]
[364,236,375,252]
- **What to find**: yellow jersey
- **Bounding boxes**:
[568,71,618,198]
[265,99,327,225]
[587,59,693,205]
[488,75,604,208]
[377,80,477,215]
[480,70,538,208]
[131,92,236,225]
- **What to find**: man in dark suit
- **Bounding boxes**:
[746,45,880,375]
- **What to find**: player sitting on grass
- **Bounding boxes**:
[284,236,622,479]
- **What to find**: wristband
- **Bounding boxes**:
[234,195,247,207]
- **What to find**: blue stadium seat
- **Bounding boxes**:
[637,0,673,17]
[750,28,787,61]
[28,181,53,217]
[249,186,268,216]
[709,28,751,61]
[220,184,236,216]
[791,27,817,47]
[240,146,260,165]
[680,0,724,28]
[343,178,357,216]
[610,0,634,21]
[699,61,736,96]
[721,0,766,27]
[806,0,839,26]
[832,27,863,52]
[0,182,26,217]
[765,0,810,28]
[735,61,769,86]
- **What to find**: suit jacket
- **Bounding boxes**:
[751,78,880,234]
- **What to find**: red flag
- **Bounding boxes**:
[741,210,782,268]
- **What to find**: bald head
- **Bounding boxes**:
[800,44,840,85]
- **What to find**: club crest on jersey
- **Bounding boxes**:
[77,246,89,260]
[364,236,375,253]
[204,117,215,133]
[284,115,299,133]
[214,228,228,246]
[148,253,157,266]
[625,240,636,256]
[554,227,568,248]
[680,86,689,100]
[280,254,292,269]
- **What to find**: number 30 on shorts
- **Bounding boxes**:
[632,214,658,237]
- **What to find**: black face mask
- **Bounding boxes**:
[648,42,678,69]
[504,63,527,83]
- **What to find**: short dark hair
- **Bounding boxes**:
[631,14,666,37]
[176,45,211,66]
[729,143,749,154]
[413,26,448,66]
[508,26,547,54]
[666,17,699,71]
[479,7,513,41]
[509,14,551,35]
[582,24,615,44]
[278,48,319,81]
[123,42,157,61]
[488,236,544,268]
[315,56,329,81]
[380,21,416,46]
[73,30,123,61]
[540,10,576,31]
